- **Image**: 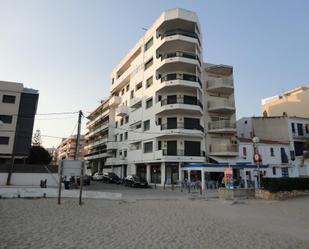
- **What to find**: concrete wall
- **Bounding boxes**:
[0,173,59,187]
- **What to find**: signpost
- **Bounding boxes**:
[58,160,84,205]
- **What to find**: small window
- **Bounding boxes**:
[144,141,153,153]
[120,134,123,141]
[306,124,309,134]
[115,135,118,142]
[130,90,134,99]
[136,123,141,129]
[144,37,153,51]
[143,120,150,131]
[146,98,153,109]
[126,84,130,92]
[120,118,123,126]
[291,123,295,133]
[282,167,289,177]
[157,140,162,150]
[157,118,162,125]
[242,147,247,157]
[119,150,122,156]
[115,121,118,128]
[0,115,13,124]
[146,76,153,88]
[136,82,142,91]
[0,136,9,145]
[112,78,114,85]
[270,147,275,157]
[272,167,276,175]
[124,132,128,140]
[2,95,16,104]
[124,150,127,157]
[125,116,129,123]
[121,88,125,95]
[144,57,153,70]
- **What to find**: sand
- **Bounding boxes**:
[0,197,308,249]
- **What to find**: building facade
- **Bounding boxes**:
[237,116,309,177]
[55,135,85,164]
[0,81,39,164]
[85,8,238,186]
[261,86,309,118]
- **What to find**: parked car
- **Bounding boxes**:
[124,175,148,188]
[77,175,91,186]
[92,172,104,181]
[103,172,123,184]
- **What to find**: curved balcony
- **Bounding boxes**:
[160,73,202,89]
[208,144,238,157]
[160,51,201,66]
[156,97,203,116]
[161,29,201,46]
[86,122,109,139]
[85,137,108,150]
[159,122,204,138]
[84,148,110,160]
[206,78,234,94]
[208,99,235,114]
[208,120,236,134]
[116,105,129,117]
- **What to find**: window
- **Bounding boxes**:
[126,84,130,92]
[125,116,129,123]
[242,147,247,158]
[136,123,141,129]
[146,98,153,109]
[112,78,114,85]
[0,115,12,124]
[144,57,153,70]
[124,150,127,157]
[143,120,150,131]
[306,124,309,134]
[120,118,124,126]
[144,37,153,51]
[2,95,16,103]
[297,123,304,136]
[157,140,162,150]
[144,141,153,153]
[0,136,9,145]
[130,90,134,99]
[291,122,295,133]
[281,167,289,177]
[120,134,123,141]
[270,147,275,157]
[146,76,153,88]
[272,167,276,175]
[157,118,161,125]
[121,88,125,95]
[115,135,118,142]
[136,82,142,91]
[124,132,128,140]
[115,121,118,128]
[119,150,122,156]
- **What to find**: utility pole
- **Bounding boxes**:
[74,110,83,160]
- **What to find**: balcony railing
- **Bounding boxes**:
[209,144,238,153]
[162,149,204,157]
[208,120,236,130]
[84,149,107,158]
[161,29,201,46]
[161,97,203,109]
[161,73,202,88]
[160,51,201,66]
[208,99,235,109]
[207,78,233,89]
[161,122,204,132]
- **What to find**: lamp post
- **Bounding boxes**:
[252,136,261,188]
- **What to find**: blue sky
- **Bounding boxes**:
[1,0,309,147]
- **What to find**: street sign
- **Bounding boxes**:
[253,153,261,163]
[62,160,83,176]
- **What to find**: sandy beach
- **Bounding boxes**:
[1,195,309,249]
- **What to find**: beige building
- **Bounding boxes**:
[261,86,309,118]
[55,135,85,164]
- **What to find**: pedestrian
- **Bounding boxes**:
[44,179,47,188]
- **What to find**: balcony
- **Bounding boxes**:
[154,149,205,162]
[86,122,109,138]
[129,97,142,108]
[116,105,129,117]
[157,97,203,116]
[206,78,234,94]
[109,96,121,107]
[292,131,309,139]
[208,120,236,134]
[84,149,109,160]
[208,144,238,157]
[160,122,204,137]
[208,99,235,114]
[161,29,201,46]
[85,137,108,150]
[160,73,202,89]
[160,51,201,66]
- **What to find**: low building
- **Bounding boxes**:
[0,81,39,164]
[55,135,85,164]
[261,86,309,118]
[237,116,309,177]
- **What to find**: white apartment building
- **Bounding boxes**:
[85,8,238,187]
[237,116,309,177]
[0,81,39,164]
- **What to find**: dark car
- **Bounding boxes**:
[77,175,91,186]
[124,175,148,188]
[103,172,122,184]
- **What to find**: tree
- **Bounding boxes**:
[32,129,42,147]
[28,146,52,165]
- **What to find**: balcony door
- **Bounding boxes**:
[167,95,177,104]
[184,95,197,105]
[184,118,199,130]
[167,117,177,129]
[167,140,177,155]
[184,141,200,156]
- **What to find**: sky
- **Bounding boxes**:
[1,0,309,148]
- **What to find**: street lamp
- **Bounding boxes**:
[252,136,261,188]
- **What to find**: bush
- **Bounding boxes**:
[261,177,309,193]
